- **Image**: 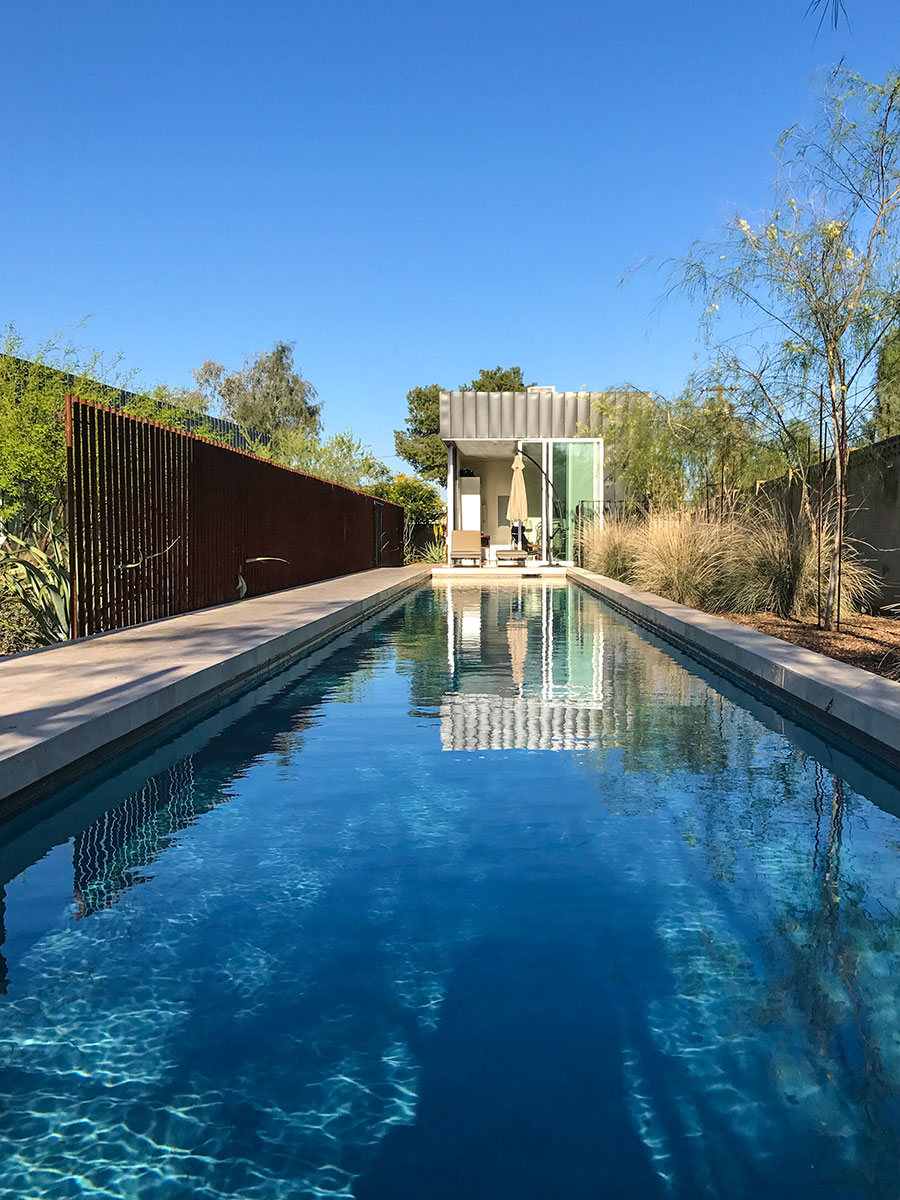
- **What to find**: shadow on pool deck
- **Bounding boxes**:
[355,931,668,1200]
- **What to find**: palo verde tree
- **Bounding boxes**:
[591,387,688,510]
[591,382,796,515]
[667,378,801,515]
[668,67,900,628]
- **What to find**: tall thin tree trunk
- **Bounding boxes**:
[797,466,815,532]
[823,394,848,632]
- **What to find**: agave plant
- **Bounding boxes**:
[418,539,448,564]
[0,514,72,644]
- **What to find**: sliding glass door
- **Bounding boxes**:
[550,440,603,562]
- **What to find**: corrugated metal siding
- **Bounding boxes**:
[439,390,604,440]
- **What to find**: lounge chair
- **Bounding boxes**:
[495,547,528,566]
[449,530,485,567]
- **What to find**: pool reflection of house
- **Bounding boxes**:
[438,582,606,751]
[439,387,611,564]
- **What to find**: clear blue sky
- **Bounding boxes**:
[3,1,899,465]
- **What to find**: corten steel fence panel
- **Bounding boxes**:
[66,397,404,637]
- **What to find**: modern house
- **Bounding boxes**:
[439,386,609,564]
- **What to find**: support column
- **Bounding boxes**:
[542,441,549,565]
[598,439,605,526]
[446,443,455,565]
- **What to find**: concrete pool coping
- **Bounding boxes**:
[568,567,900,773]
[4,562,899,820]
[0,566,429,817]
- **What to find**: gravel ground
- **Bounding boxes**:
[719,611,900,681]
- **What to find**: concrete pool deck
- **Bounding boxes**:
[0,566,429,817]
[3,562,900,821]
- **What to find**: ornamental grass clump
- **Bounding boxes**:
[791,521,877,618]
[579,516,640,582]
[579,510,878,619]
[725,516,809,618]
[724,512,877,618]
[632,514,741,611]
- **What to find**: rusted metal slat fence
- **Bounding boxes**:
[66,396,403,638]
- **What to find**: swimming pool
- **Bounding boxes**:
[2,580,900,1199]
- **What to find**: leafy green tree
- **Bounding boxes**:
[394,367,533,484]
[147,381,209,414]
[367,473,444,525]
[394,384,446,484]
[461,365,531,392]
[274,427,390,490]
[0,326,314,528]
[366,473,445,563]
[872,330,900,440]
[591,382,799,514]
[190,343,321,440]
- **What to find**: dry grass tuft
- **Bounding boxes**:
[632,514,740,611]
[580,515,639,583]
[578,511,878,619]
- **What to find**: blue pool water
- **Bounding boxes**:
[2,581,900,1198]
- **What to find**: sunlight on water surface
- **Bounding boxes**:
[1,581,899,1199]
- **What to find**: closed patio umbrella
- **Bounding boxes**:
[506,453,529,549]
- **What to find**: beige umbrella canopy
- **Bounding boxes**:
[506,453,529,547]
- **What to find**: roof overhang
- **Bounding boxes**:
[440,389,604,441]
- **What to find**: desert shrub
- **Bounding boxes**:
[0,591,43,655]
[579,516,640,582]
[632,514,741,611]
[580,509,879,618]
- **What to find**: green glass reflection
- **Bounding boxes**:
[552,441,599,561]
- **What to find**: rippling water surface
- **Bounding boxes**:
[2,581,900,1199]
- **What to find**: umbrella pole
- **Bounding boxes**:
[519,448,558,567]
